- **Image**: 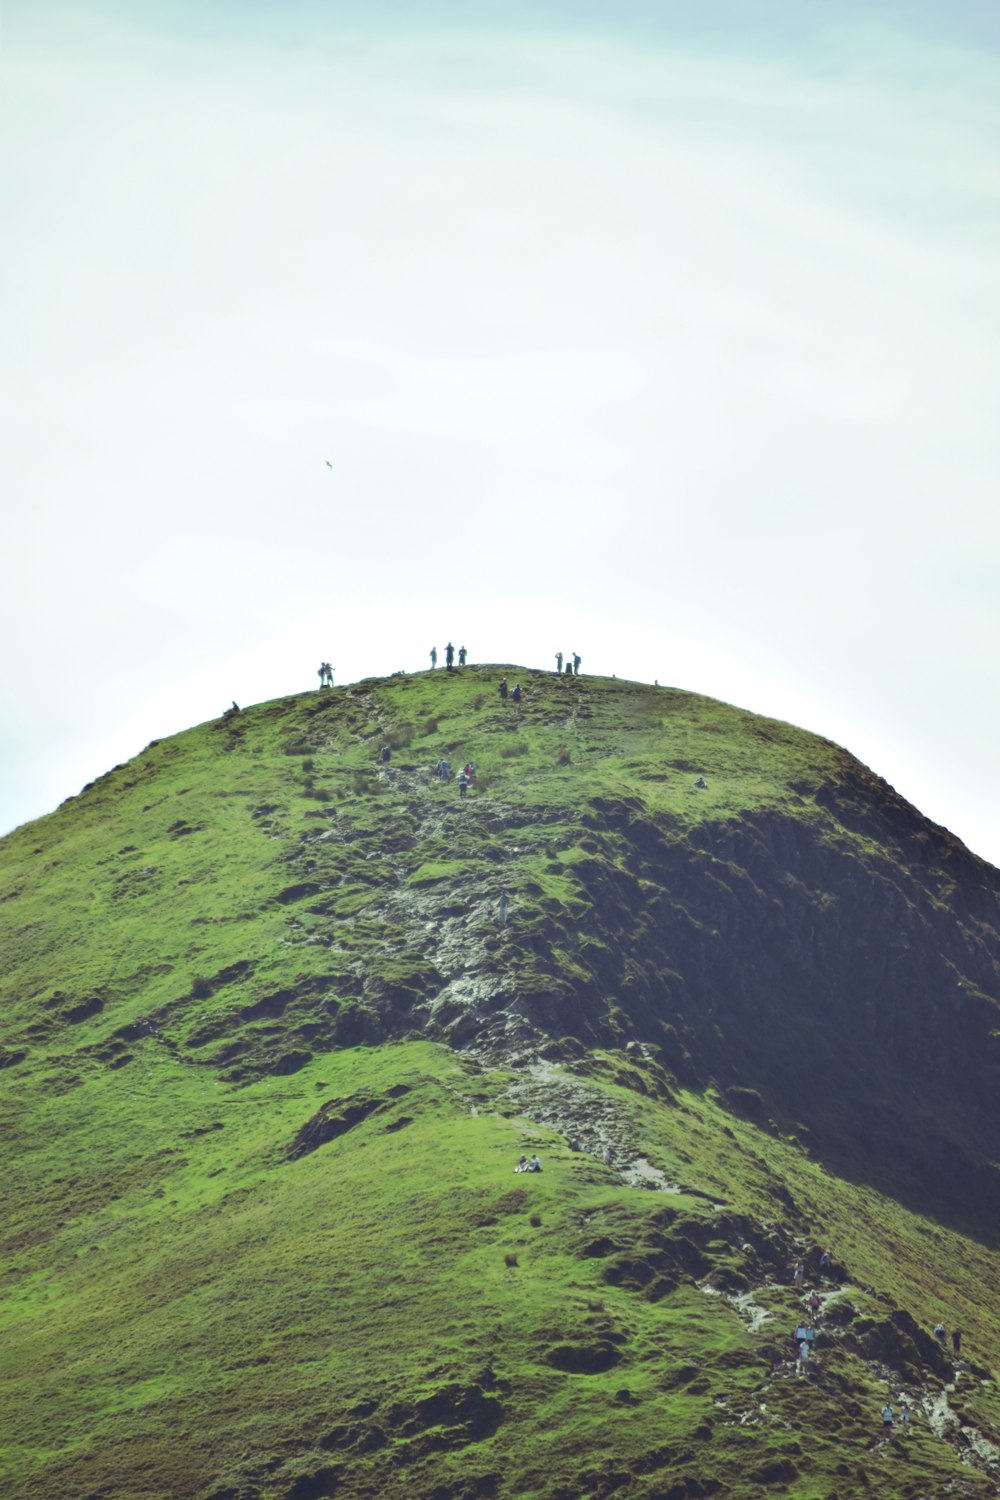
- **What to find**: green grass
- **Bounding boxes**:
[1,668,998,1498]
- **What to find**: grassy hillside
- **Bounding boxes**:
[1,668,998,1499]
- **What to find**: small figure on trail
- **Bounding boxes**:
[694,776,707,789]
[223,701,240,721]
[809,1291,821,1316]
[457,769,469,798]
[798,1339,810,1370]
[572,653,581,675]
[437,758,450,781]
[899,1401,910,1436]
[881,1404,894,1434]
[819,1249,832,1279]
[430,647,438,669]
[445,642,455,670]
[511,683,522,704]
[458,645,467,667]
[602,1147,614,1166]
[318,663,326,688]
[317,662,334,688]
[498,892,509,925]
[952,1328,962,1358]
[934,1323,947,1345]
[568,1134,583,1152]
[555,651,563,673]
[499,678,508,703]
[793,1261,805,1288]
[381,745,391,764]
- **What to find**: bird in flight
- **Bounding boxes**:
[325,460,333,468]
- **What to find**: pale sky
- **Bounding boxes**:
[2,2,999,865]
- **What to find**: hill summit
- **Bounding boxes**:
[2,667,999,1499]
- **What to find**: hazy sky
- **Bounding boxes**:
[3,2,999,864]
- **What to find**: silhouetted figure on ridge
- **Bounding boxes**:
[430,647,438,669]
[458,645,467,666]
[555,651,563,673]
[445,642,455,671]
[572,653,581,675]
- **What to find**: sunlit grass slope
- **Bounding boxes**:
[1,667,998,1499]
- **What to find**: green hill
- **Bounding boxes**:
[1,667,998,1500]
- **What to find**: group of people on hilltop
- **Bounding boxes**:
[430,644,468,670]
[426,647,581,675]
[315,647,581,686]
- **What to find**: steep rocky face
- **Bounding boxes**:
[506,793,1000,1235]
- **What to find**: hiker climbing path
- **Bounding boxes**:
[272,688,580,1056]
[695,1236,1000,1488]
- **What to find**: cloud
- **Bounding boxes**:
[1,4,997,863]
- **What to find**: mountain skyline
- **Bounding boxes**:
[3,1,998,863]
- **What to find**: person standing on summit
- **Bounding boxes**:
[430,647,437,669]
[458,645,467,666]
[572,653,581,676]
[445,643,455,671]
[555,652,563,673]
